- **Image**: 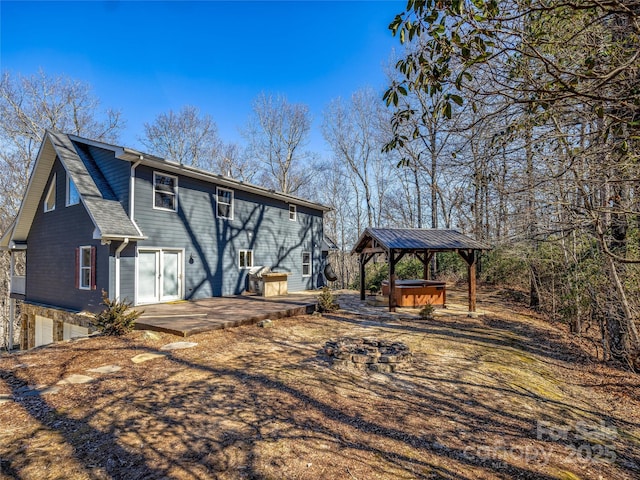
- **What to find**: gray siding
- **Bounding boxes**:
[26,158,107,312]
[125,165,324,301]
[22,139,325,312]
[118,242,137,304]
[86,145,131,211]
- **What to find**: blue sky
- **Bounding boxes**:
[1,1,404,157]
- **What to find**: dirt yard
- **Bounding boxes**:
[1,288,639,479]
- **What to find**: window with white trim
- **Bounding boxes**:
[289,204,297,221]
[44,174,56,212]
[239,250,253,269]
[217,187,234,219]
[78,246,94,290]
[302,252,311,277]
[67,176,80,206]
[153,172,178,211]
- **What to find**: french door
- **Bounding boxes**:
[137,249,183,304]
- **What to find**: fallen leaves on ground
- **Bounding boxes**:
[1,288,639,479]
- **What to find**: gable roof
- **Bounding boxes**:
[352,227,491,254]
[1,131,144,249]
[1,131,331,249]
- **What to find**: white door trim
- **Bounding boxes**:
[134,247,184,305]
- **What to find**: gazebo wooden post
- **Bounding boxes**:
[458,249,477,317]
[423,250,429,280]
[389,249,397,312]
[468,254,477,315]
[359,253,366,300]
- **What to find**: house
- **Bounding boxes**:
[1,131,330,348]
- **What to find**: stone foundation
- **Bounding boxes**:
[21,303,96,350]
[323,337,412,373]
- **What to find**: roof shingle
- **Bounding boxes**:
[48,132,143,239]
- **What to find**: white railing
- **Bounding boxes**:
[11,276,25,295]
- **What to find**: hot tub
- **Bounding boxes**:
[381,279,446,308]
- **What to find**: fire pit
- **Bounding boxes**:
[323,337,412,373]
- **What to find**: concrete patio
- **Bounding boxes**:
[135,292,318,337]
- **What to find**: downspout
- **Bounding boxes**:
[118,157,143,302]
[129,157,142,219]
[114,238,129,301]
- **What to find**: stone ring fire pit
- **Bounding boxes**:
[323,337,412,373]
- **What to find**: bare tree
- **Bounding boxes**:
[311,157,360,288]
[323,88,393,232]
[0,70,124,349]
[141,105,221,170]
[215,142,259,183]
[0,70,123,217]
[243,93,314,195]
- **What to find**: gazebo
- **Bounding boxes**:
[352,228,491,315]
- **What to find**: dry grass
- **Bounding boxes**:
[1,287,639,479]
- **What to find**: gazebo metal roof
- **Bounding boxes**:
[352,228,491,254]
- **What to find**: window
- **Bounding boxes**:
[154,172,178,211]
[302,252,311,277]
[66,176,80,206]
[77,246,95,290]
[289,204,297,221]
[239,250,253,269]
[44,174,56,212]
[217,187,234,219]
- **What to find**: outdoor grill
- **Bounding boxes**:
[248,266,271,294]
[248,266,289,297]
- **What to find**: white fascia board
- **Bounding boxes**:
[101,234,147,241]
[10,133,58,243]
[93,228,146,242]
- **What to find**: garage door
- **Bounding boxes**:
[35,315,54,347]
[63,323,89,340]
